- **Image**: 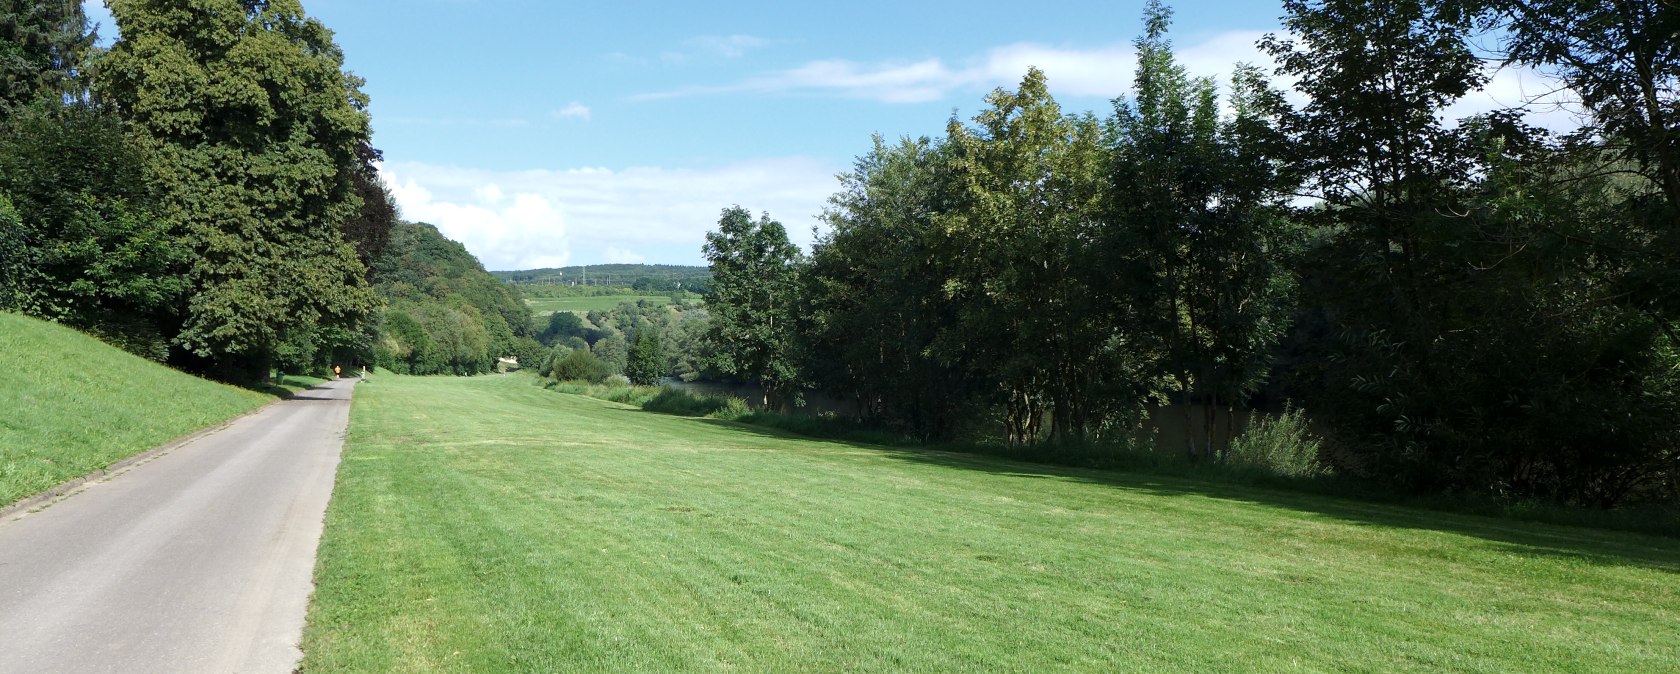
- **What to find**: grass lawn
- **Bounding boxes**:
[302,374,1680,673]
[0,312,274,507]
[525,295,668,316]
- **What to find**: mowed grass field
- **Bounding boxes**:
[301,374,1680,673]
[525,295,669,316]
[0,313,274,506]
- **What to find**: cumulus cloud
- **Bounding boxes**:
[385,169,572,271]
[552,102,592,121]
[380,157,840,269]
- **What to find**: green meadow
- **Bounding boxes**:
[0,313,274,507]
[301,374,1680,673]
[524,295,670,316]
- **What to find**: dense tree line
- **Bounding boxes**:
[1,0,394,381]
[703,0,1679,506]
[534,296,712,386]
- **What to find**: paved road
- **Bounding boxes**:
[0,379,355,674]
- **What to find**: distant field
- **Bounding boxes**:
[0,313,274,507]
[525,294,669,315]
[302,374,1680,673]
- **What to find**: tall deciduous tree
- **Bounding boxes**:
[1494,0,1680,339]
[703,206,803,409]
[937,68,1115,445]
[804,135,979,440]
[1111,2,1301,458]
[99,0,378,380]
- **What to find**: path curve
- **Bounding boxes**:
[0,378,355,673]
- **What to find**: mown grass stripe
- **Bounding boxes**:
[302,374,1680,673]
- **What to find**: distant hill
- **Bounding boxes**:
[493,264,710,291]
[369,222,539,375]
[0,312,273,507]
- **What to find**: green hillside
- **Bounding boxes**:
[0,313,274,507]
[493,264,709,290]
[369,221,538,375]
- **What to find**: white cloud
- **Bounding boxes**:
[380,157,840,270]
[636,34,1274,104]
[686,34,769,59]
[552,102,592,122]
[634,32,1579,132]
[385,168,572,271]
[659,34,771,64]
[1445,64,1586,132]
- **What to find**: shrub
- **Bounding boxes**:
[550,348,611,384]
[1228,405,1328,478]
[644,387,750,419]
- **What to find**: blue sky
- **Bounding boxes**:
[83,1,1567,270]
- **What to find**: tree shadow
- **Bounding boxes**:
[686,416,1680,574]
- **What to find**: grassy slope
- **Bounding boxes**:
[0,313,274,506]
[303,374,1680,673]
[524,295,669,316]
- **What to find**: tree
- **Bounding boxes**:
[592,332,628,376]
[1109,2,1301,459]
[1493,0,1680,339]
[0,103,191,354]
[626,328,665,385]
[935,68,1115,444]
[0,0,95,113]
[803,135,980,440]
[702,206,804,409]
[538,310,588,346]
[98,0,379,380]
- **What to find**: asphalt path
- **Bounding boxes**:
[0,378,355,673]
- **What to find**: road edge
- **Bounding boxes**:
[0,384,334,524]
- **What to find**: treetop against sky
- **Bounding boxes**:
[84,0,1581,269]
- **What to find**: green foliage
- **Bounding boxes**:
[0,195,24,309]
[626,328,665,385]
[1111,5,1301,458]
[98,0,379,378]
[370,222,532,376]
[804,135,980,441]
[702,206,804,407]
[537,310,587,346]
[1259,0,1680,504]
[935,68,1115,445]
[0,103,189,359]
[0,0,95,113]
[1228,405,1327,479]
[592,332,628,376]
[642,386,750,418]
[549,347,611,384]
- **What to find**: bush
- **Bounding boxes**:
[606,374,632,387]
[644,387,750,418]
[550,348,611,384]
[1228,405,1327,478]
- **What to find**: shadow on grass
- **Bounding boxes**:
[685,416,1680,575]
